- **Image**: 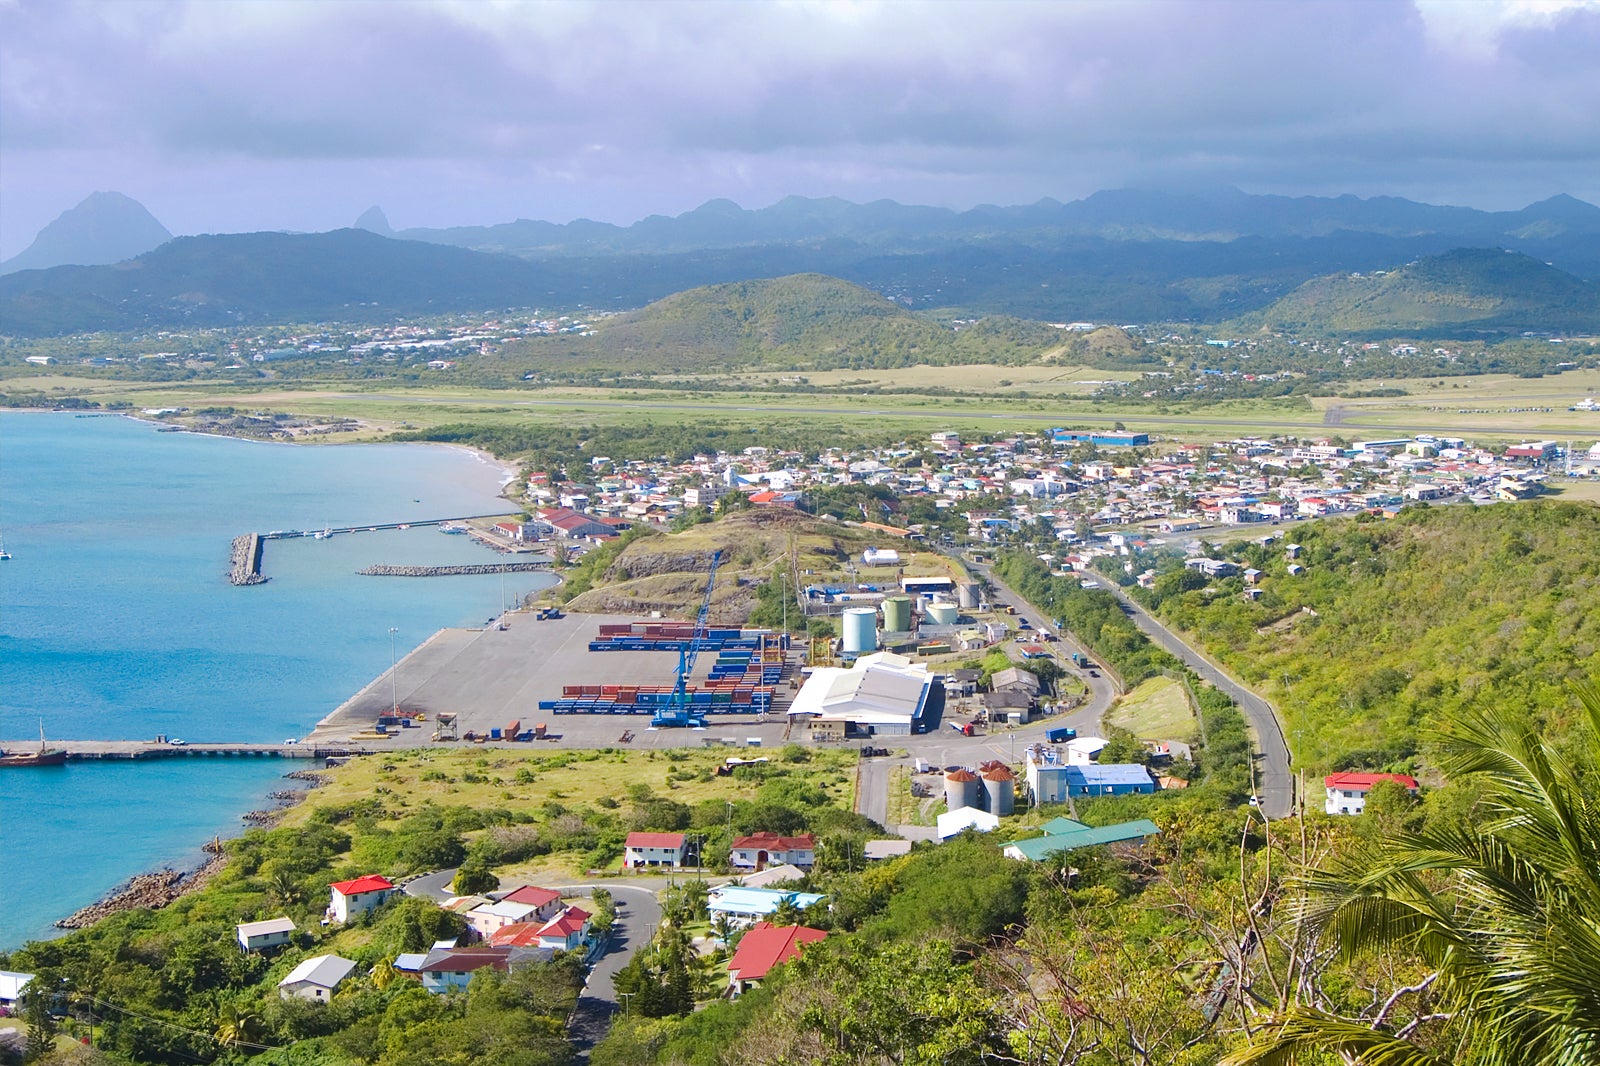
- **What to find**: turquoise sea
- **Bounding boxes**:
[0,412,555,946]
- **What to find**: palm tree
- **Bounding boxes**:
[214,1002,263,1050]
[1224,683,1600,1066]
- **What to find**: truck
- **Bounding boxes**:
[1046,726,1078,743]
[1071,653,1089,667]
[949,721,977,737]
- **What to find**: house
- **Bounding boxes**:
[236,917,295,952]
[418,946,548,994]
[0,971,33,1011]
[497,884,565,923]
[623,831,689,869]
[1003,818,1161,861]
[706,886,826,927]
[727,922,828,996]
[465,897,554,938]
[532,905,592,952]
[327,875,395,923]
[278,954,357,1002]
[737,863,808,888]
[1324,772,1419,816]
[990,666,1041,696]
[730,832,816,871]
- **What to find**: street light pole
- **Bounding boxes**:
[389,627,400,715]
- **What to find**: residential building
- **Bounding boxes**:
[418,946,548,994]
[236,917,295,952]
[727,923,828,996]
[0,971,34,1011]
[623,831,689,869]
[278,955,356,1002]
[706,886,826,927]
[327,875,395,923]
[1324,772,1419,816]
[730,832,816,871]
[1003,818,1161,861]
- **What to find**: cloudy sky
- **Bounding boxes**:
[3,0,1599,257]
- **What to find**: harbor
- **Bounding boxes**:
[229,513,542,585]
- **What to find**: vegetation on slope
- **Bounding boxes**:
[1125,501,1600,774]
[1235,248,1600,335]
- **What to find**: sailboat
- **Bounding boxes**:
[0,532,10,560]
[1,720,68,768]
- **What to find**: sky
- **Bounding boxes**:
[3,0,1599,258]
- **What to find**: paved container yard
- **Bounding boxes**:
[305,610,798,750]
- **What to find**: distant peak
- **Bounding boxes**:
[354,206,394,236]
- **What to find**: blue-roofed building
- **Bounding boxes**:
[706,886,827,927]
[1025,749,1155,804]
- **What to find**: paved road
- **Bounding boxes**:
[404,870,665,1058]
[1098,583,1295,819]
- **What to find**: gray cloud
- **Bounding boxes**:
[2,0,1598,255]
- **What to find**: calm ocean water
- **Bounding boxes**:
[0,412,554,946]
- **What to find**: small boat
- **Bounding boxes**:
[1,721,67,768]
[397,524,410,530]
[439,523,467,534]
[313,527,333,540]
[0,531,10,560]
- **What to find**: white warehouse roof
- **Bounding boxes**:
[786,652,933,726]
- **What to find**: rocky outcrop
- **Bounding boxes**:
[54,857,225,929]
[229,533,267,585]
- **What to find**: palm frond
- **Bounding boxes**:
[1219,1007,1449,1066]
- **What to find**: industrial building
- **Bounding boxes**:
[1025,747,1155,804]
[786,652,936,737]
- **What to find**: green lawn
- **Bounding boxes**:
[1106,676,1198,744]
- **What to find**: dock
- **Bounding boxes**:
[232,513,532,585]
[5,740,388,762]
[258,514,513,540]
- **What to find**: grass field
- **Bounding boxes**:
[11,364,1600,449]
[1106,676,1198,744]
[278,746,860,831]
[885,766,940,827]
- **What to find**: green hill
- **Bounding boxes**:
[1233,247,1600,335]
[515,273,1060,371]
[1135,501,1600,772]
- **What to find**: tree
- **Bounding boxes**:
[1224,684,1600,1066]
[452,863,500,897]
[214,1001,264,1050]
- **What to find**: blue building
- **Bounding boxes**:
[1026,754,1156,804]
[1051,430,1151,448]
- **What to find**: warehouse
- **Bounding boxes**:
[786,651,936,737]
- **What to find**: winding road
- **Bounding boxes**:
[1097,583,1295,818]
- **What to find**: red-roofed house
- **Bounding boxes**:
[534,905,591,952]
[726,922,827,995]
[327,875,396,923]
[624,832,689,869]
[730,832,816,871]
[499,885,564,922]
[1324,772,1419,816]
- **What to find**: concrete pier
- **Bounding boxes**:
[357,562,551,577]
[0,740,387,761]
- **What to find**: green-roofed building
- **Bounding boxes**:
[1002,818,1161,862]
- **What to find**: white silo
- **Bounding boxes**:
[926,602,959,625]
[944,768,981,810]
[957,583,981,609]
[842,608,879,654]
[980,766,1016,816]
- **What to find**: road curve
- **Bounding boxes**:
[1098,583,1295,819]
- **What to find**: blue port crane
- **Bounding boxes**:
[653,549,722,728]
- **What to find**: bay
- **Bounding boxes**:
[0,412,553,946]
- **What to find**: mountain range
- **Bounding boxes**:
[3,188,1598,337]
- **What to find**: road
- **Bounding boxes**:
[404,870,665,1058]
[1097,583,1295,819]
[851,556,1120,833]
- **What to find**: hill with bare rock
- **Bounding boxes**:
[561,508,931,623]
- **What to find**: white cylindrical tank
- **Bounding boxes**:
[926,602,958,625]
[981,766,1016,816]
[842,608,879,654]
[957,583,981,609]
[944,768,980,810]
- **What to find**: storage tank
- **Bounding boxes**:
[882,596,913,633]
[842,608,879,654]
[957,583,981,609]
[980,766,1016,816]
[944,768,981,810]
[926,602,959,625]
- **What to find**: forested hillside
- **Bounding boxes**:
[1126,501,1600,772]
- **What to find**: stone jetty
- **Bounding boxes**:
[229,533,267,585]
[357,562,551,577]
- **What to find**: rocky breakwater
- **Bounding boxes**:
[229,533,267,585]
[357,562,550,577]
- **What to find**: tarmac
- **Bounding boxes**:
[304,609,800,752]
